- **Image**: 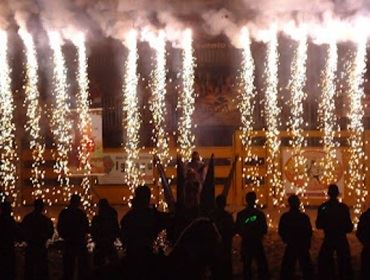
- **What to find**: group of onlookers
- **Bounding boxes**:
[0,183,370,279]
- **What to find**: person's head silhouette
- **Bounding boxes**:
[133,185,151,208]
[288,194,300,210]
[216,194,226,210]
[98,198,109,210]
[328,184,340,200]
[191,151,200,163]
[0,201,12,216]
[69,194,81,208]
[246,191,257,208]
[34,199,45,213]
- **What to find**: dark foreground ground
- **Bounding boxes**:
[13,230,363,280]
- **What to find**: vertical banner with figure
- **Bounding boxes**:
[69,108,104,175]
[282,148,344,198]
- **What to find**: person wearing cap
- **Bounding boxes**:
[278,195,313,280]
[235,191,269,280]
[57,194,90,280]
[316,184,353,280]
[21,199,54,280]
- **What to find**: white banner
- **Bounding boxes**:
[97,153,154,185]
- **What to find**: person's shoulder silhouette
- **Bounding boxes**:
[120,185,166,256]
[21,199,54,245]
[236,192,267,240]
[316,184,353,235]
[279,195,312,247]
[0,201,21,247]
[357,208,370,246]
[57,194,89,243]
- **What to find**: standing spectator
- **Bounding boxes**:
[356,206,370,280]
[21,199,54,280]
[316,184,353,280]
[236,192,269,280]
[120,185,167,279]
[278,195,313,280]
[91,199,119,267]
[212,194,234,280]
[0,201,22,280]
[57,195,90,280]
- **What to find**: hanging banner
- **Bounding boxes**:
[282,148,345,198]
[97,153,154,185]
[69,108,104,175]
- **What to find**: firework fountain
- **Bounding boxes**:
[347,32,367,223]
[19,29,45,198]
[177,29,196,161]
[287,27,309,200]
[73,33,93,209]
[263,27,284,208]
[0,31,18,206]
[48,31,73,200]
[318,39,339,186]
[122,30,143,197]
[148,31,170,165]
[238,27,261,201]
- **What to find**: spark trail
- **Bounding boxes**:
[0,31,18,206]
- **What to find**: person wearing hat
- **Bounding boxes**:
[21,199,54,280]
[316,184,353,280]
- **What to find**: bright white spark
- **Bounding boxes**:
[178,29,196,161]
[0,31,18,205]
[288,32,308,198]
[48,31,73,193]
[19,29,45,198]
[73,33,93,209]
[238,27,259,190]
[346,35,367,223]
[318,39,339,185]
[123,30,143,193]
[263,27,284,207]
[148,30,170,165]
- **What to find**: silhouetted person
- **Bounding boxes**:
[236,192,269,280]
[279,195,313,280]
[357,207,370,280]
[21,199,54,280]
[57,195,89,280]
[0,202,21,280]
[91,199,119,267]
[212,194,234,280]
[187,151,206,184]
[120,185,167,279]
[316,184,353,280]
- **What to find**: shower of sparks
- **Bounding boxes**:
[48,31,73,195]
[0,31,18,206]
[346,35,367,223]
[263,28,284,208]
[287,32,309,198]
[148,30,170,165]
[238,27,259,194]
[122,30,143,194]
[177,29,196,161]
[318,39,339,185]
[73,33,93,209]
[19,29,45,197]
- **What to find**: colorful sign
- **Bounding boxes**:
[69,109,104,175]
[282,148,344,198]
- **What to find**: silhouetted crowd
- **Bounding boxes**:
[1,152,370,280]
